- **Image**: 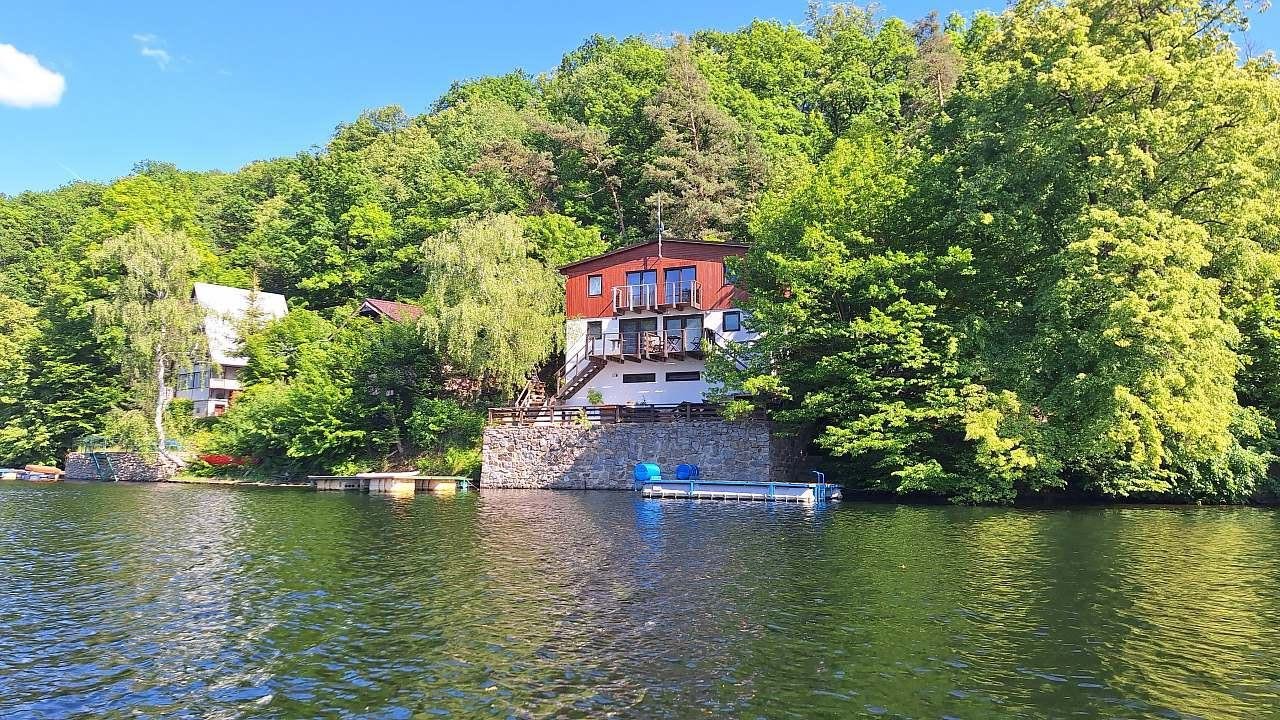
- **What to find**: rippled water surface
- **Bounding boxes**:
[2,482,1279,719]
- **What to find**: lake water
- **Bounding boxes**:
[1,481,1278,719]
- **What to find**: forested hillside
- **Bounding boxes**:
[2,0,1278,502]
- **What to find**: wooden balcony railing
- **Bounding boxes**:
[586,328,707,362]
[611,281,702,313]
[488,402,734,426]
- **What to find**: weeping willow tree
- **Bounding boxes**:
[419,214,563,395]
[96,228,204,466]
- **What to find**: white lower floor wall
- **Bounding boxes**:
[562,359,712,406]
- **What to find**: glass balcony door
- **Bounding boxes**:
[619,317,657,356]
[625,270,657,309]
[663,314,703,352]
[663,267,696,305]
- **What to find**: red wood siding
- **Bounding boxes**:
[562,241,747,318]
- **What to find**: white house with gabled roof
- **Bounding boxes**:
[175,283,288,417]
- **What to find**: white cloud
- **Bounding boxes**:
[0,43,65,108]
[141,46,171,68]
[133,33,170,69]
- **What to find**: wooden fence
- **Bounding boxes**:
[487,403,732,426]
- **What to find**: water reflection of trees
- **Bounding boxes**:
[5,484,1279,719]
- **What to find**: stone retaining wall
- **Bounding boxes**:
[481,420,808,490]
[65,452,178,482]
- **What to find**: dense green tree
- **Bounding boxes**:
[95,228,204,465]
[641,40,768,239]
[911,0,1280,500]
[419,214,563,393]
[718,134,1042,502]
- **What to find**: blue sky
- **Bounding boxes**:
[1,1,1276,196]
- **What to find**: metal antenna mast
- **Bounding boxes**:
[656,195,664,258]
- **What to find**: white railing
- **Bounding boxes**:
[611,281,702,313]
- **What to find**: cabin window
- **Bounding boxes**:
[586,320,603,339]
[666,371,701,382]
[622,373,656,384]
[723,311,742,332]
[587,274,603,297]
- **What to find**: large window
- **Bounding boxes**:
[624,269,657,308]
[663,266,696,305]
[586,320,603,339]
[622,373,656,384]
[723,311,742,332]
[664,314,703,352]
[666,371,701,382]
[587,274,602,297]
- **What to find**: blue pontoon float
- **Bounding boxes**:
[635,464,840,504]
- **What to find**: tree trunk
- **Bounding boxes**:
[154,350,185,468]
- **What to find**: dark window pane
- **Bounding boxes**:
[723,311,741,332]
[622,373,656,384]
[666,371,701,382]
[723,259,739,285]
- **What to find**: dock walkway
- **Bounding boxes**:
[309,474,471,495]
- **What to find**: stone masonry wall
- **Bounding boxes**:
[481,420,808,489]
[65,452,178,482]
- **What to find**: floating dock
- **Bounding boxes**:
[309,474,471,496]
[635,465,840,504]
[640,478,840,503]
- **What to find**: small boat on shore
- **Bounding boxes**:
[197,454,253,468]
[15,465,63,482]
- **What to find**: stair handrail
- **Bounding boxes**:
[551,336,598,400]
[703,328,753,371]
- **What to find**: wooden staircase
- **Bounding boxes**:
[517,346,608,408]
[556,357,606,400]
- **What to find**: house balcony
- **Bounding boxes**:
[611,281,702,314]
[209,377,243,392]
[587,328,708,363]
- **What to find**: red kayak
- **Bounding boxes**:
[198,454,253,467]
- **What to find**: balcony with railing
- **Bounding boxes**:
[611,280,702,314]
[585,328,708,362]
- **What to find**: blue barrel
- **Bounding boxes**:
[634,463,662,482]
[675,463,700,481]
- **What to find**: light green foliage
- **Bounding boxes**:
[419,214,563,393]
[238,309,336,385]
[101,408,156,453]
[95,228,205,463]
[5,3,1279,500]
[522,213,607,268]
[905,0,1280,501]
[214,318,443,473]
